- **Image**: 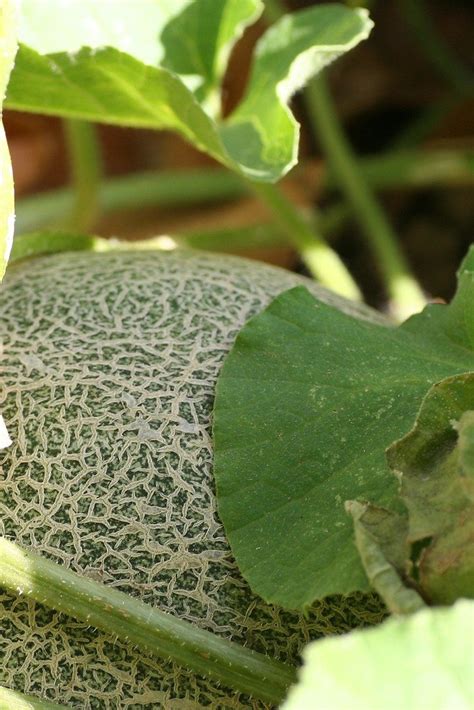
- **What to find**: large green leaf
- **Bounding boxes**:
[282,601,474,710]
[213,247,474,609]
[0,0,17,281]
[5,2,372,181]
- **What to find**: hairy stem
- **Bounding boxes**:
[63,120,103,232]
[250,181,361,300]
[0,538,296,705]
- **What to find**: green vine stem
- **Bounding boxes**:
[263,0,426,319]
[0,538,296,705]
[63,120,103,232]
[0,686,67,710]
[15,168,249,235]
[250,180,362,300]
[15,148,474,236]
[305,77,426,320]
[323,147,474,191]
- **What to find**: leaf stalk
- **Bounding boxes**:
[250,180,362,300]
[63,120,103,232]
[305,77,426,320]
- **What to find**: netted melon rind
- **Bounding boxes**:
[0,251,386,708]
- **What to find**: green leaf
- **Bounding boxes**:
[282,601,474,710]
[13,0,261,119]
[386,373,474,604]
[220,5,372,179]
[213,246,474,609]
[5,1,372,181]
[0,0,18,280]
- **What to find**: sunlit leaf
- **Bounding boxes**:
[6,1,372,181]
[282,601,474,710]
[0,0,18,280]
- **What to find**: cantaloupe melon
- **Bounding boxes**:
[0,250,386,709]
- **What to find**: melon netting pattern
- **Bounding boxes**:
[0,251,385,708]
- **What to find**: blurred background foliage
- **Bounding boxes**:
[6,0,474,308]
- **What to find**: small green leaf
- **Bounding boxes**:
[386,373,474,604]
[0,0,18,280]
[221,5,373,179]
[6,1,372,181]
[282,601,474,710]
[213,247,474,609]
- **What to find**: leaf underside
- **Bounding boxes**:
[6,1,372,181]
[213,247,474,610]
[282,601,474,710]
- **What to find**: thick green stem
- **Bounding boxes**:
[305,77,426,319]
[250,181,361,300]
[63,120,103,232]
[0,686,67,710]
[0,538,296,705]
[10,227,289,265]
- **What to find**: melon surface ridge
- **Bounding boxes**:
[0,250,386,709]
